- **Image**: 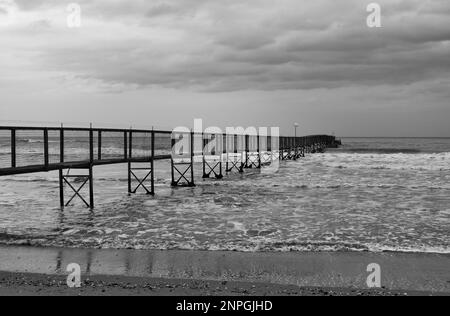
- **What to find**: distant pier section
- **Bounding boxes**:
[0,125,340,208]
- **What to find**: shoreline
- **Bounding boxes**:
[0,245,449,295]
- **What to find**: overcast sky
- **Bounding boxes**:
[1,0,449,136]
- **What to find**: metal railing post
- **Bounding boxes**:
[44,128,49,168]
[11,129,16,168]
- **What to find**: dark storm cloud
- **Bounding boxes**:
[145,3,179,18]
[4,0,450,92]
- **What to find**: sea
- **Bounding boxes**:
[0,136,449,254]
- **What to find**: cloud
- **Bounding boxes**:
[145,3,178,18]
[1,0,450,93]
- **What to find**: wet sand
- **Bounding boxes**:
[0,271,439,296]
[0,245,449,296]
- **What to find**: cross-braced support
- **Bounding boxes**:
[300,146,305,157]
[59,166,94,209]
[171,161,195,186]
[283,148,295,160]
[266,150,278,163]
[292,146,304,159]
[203,156,223,179]
[128,162,154,194]
[260,151,273,166]
[202,133,223,179]
[226,153,244,173]
[294,144,299,160]
[171,131,195,187]
[271,150,280,162]
[245,152,261,168]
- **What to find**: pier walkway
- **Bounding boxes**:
[0,125,339,208]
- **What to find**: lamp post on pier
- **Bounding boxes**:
[294,123,299,160]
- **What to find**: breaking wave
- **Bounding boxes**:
[1,137,449,255]
[344,148,423,154]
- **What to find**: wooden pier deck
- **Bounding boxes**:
[0,125,338,208]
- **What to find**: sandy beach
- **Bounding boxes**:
[0,271,440,296]
[0,245,448,296]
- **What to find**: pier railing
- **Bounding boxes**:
[0,125,338,208]
[0,126,172,176]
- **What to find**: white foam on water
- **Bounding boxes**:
[318,152,450,171]
[0,139,449,254]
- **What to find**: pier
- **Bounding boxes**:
[0,125,338,209]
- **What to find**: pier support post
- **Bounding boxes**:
[59,169,64,208]
[203,158,223,179]
[128,162,154,195]
[171,131,195,187]
[259,135,273,166]
[244,134,250,169]
[190,131,195,183]
[294,137,298,160]
[226,154,244,173]
[244,134,260,168]
[202,132,207,178]
[286,138,292,160]
[202,133,223,179]
[89,165,94,208]
[59,167,94,209]
[244,134,260,169]
[226,134,244,173]
[239,134,245,172]
[280,137,286,161]
[301,137,305,157]
[257,134,261,168]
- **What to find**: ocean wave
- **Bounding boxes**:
[0,231,59,243]
[0,178,52,183]
[315,152,450,171]
[343,148,424,154]
[283,183,450,190]
[17,138,59,144]
[329,165,450,171]
[0,237,448,255]
[1,139,449,258]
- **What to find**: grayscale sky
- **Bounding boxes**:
[1,0,450,136]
